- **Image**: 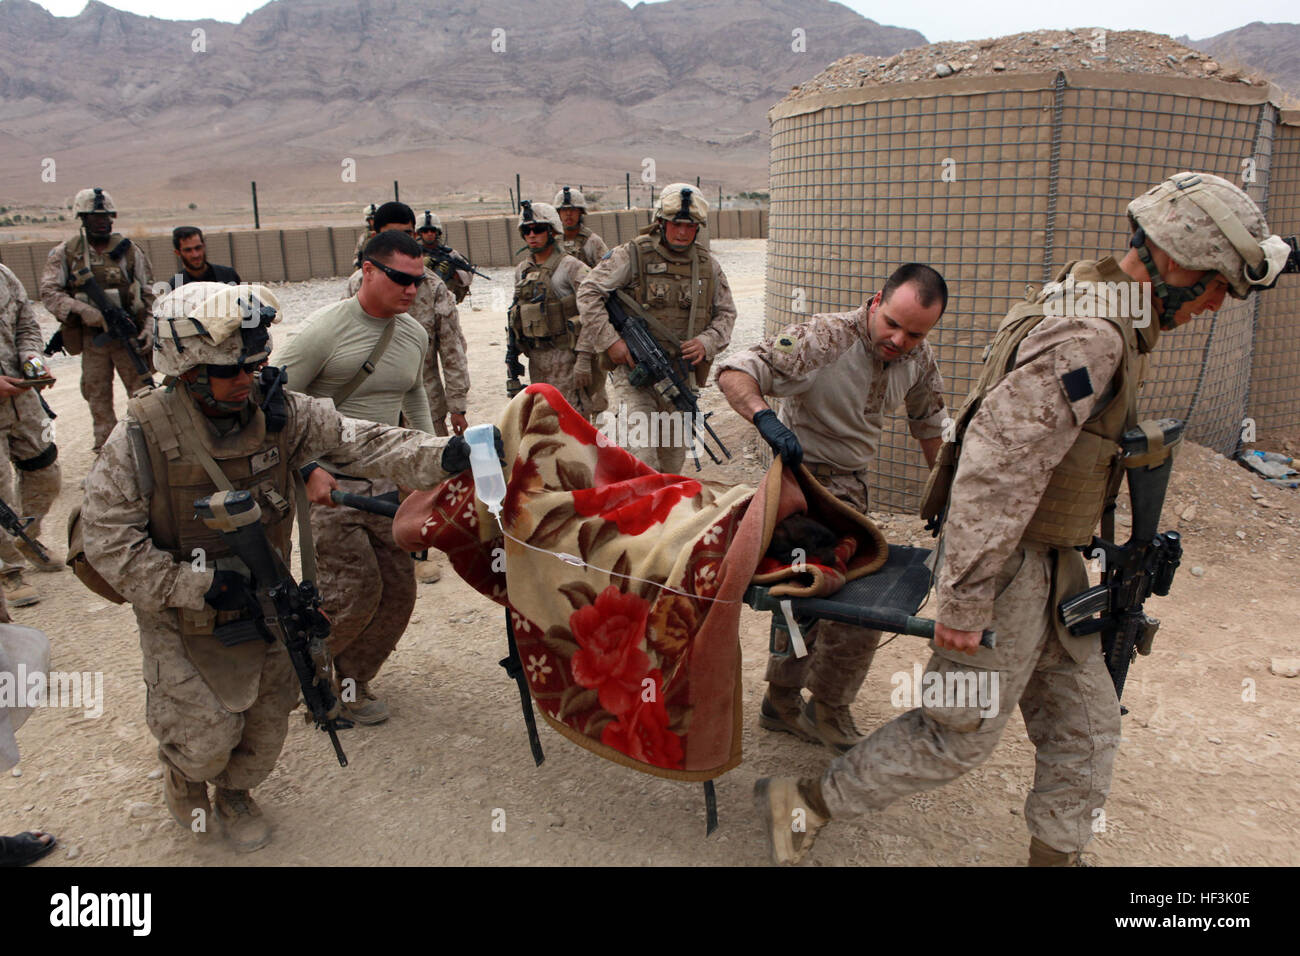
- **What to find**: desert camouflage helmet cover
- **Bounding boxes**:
[518,200,563,236]
[554,186,587,211]
[72,187,117,216]
[151,281,281,377]
[1128,171,1291,297]
[655,182,708,225]
[417,210,443,233]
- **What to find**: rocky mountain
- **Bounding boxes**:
[0,0,924,221]
[1179,22,1300,98]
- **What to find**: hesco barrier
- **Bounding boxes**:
[767,72,1300,513]
[0,206,768,302]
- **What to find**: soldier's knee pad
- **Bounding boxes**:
[14,444,57,472]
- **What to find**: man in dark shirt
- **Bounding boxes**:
[168,226,241,289]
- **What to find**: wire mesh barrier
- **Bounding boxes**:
[767,72,1300,513]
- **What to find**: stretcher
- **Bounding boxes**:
[743,545,996,654]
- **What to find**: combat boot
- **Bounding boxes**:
[15,538,64,573]
[1028,836,1089,867]
[753,776,829,865]
[796,697,866,755]
[213,788,271,853]
[342,681,390,725]
[0,569,38,607]
[163,765,210,833]
[758,685,818,742]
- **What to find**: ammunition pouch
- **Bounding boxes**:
[65,504,126,605]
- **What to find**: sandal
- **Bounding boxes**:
[0,830,58,867]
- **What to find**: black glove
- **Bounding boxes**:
[442,427,506,474]
[204,569,255,613]
[753,409,803,467]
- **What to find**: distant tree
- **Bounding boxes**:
[188,202,198,210]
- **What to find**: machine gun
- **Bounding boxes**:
[72,239,153,381]
[0,496,51,565]
[1057,419,1185,709]
[426,244,490,281]
[604,290,730,470]
[504,321,526,399]
[194,490,351,766]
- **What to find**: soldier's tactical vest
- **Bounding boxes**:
[921,259,1159,549]
[562,227,597,267]
[508,252,580,352]
[129,387,294,637]
[628,234,715,387]
[65,232,145,322]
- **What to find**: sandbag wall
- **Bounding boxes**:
[767,72,1300,512]
[0,206,769,294]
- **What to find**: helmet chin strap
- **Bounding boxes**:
[1130,228,1208,330]
[183,367,248,416]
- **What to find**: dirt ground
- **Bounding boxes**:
[3,238,1297,867]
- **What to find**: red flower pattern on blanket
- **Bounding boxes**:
[569,587,655,718]
[601,669,684,770]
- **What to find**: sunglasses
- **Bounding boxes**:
[520,224,551,237]
[206,362,260,378]
[365,257,426,287]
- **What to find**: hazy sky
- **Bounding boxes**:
[26,0,1300,42]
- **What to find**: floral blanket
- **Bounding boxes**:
[393,384,885,780]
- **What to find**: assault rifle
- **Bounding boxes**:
[426,244,490,281]
[194,490,351,766]
[1057,419,1185,709]
[604,290,730,470]
[73,239,153,381]
[0,496,51,565]
[329,489,399,518]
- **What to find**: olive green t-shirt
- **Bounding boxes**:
[272,296,434,438]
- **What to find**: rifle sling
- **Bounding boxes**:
[333,320,396,406]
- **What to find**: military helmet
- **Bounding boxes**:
[72,187,117,216]
[416,210,443,234]
[655,183,708,226]
[152,281,281,377]
[554,186,587,211]
[362,203,378,220]
[518,200,563,236]
[1128,172,1289,299]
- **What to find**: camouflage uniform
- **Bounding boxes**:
[353,229,375,270]
[818,259,1138,855]
[345,268,470,436]
[39,234,155,451]
[80,389,452,791]
[718,307,947,706]
[0,266,61,578]
[576,236,737,473]
[511,250,602,417]
[562,227,610,268]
